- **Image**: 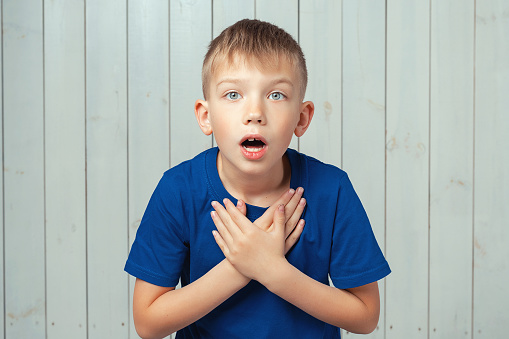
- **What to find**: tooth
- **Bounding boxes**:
[248,138,255,141]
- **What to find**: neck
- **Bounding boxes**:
[217,152,291,207]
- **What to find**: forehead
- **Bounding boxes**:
[211,53,300,84]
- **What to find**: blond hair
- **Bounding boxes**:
[202,19,308,99]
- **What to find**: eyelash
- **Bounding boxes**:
[224,91,287,101]
[269,92,286,100]
[225,92,241,100]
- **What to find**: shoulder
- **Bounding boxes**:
[159,148,213,189]
[288,149,348,189]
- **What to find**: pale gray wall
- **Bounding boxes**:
[2,0,508,338]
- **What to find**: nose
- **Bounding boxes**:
[243,99,266,125]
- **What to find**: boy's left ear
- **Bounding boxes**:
[294,101,315,137]
[195,99,213,135]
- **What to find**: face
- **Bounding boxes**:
[195,56,314,181]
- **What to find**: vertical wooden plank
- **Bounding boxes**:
[44,0,87,337]
[341,2,386,338]
[213,0,254,37]
[127,0,170,338]
[86,0,129,337]
[169,0,212,166]
[299,0,342,166]
[256,0,299,150]
[2,1,46,337]
[385,1,430,338]
[429,1,474,337]
[474,2,509,338]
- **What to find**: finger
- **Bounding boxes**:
[257,188,296,229]
[284,219,305,254]
[212,230,231,258]
[210,210,234,247]
[236,199,247,216]
[223,198,251,233]
[285,197,306,238]
[283,187,304,224]
[211,201,243,238]
[273,204,286,235]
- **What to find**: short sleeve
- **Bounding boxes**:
[329,174,390,289]
[124,173,189,287]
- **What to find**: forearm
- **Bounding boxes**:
[261,258,380,334]
[135,259,249,339]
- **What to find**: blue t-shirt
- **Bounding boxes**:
[125,147,390,338]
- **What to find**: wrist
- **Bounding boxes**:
[219,259,251,287]
[257,257,292,291]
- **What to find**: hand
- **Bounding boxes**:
[234,188,306,253]
[211,199,289,281]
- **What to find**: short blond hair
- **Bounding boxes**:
[202,19,308,100]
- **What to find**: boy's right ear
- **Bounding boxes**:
[194,99,213,135]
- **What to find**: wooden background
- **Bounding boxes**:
[2,0,508,338]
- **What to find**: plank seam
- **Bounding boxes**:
[1,0,5,336]
[126,0,131,336]
[427,1,432,338]
[84,0,89,336]
[42,1,48,338]
[471,1,476,338]
[384,1,388,337]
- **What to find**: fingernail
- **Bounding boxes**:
[299,198,306,205]
[289,188,295,195]
[210,211,216,218]
[223,198,230,205]
[278,204,284,212]
[237,200,243,207]
[297,187,304,194]
[211,201,218,207]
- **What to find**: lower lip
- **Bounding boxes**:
[240,145,267,160]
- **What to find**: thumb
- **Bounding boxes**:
[274,204,286,234]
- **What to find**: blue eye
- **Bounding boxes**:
[269,92,285,100]
[226,92,241,100]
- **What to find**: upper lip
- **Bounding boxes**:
[240,134,267,145]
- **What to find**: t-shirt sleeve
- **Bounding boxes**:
[124,173,189,287]
[329,174,390,289]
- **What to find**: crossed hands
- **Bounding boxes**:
[210,188,306,283]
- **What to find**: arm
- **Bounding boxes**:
[261,261,380,334]
[133,188,306,339]
[211,200,380,334]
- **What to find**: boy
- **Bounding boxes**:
[125,19,390,338]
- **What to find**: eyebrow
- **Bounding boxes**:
[215,77,294,88]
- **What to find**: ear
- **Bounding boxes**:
[294,101,314,137]
[195,99,213,135]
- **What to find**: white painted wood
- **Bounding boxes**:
[474,1,509,338]
[2,1,46,338]
[341,2,386,338]
[385,1,430,338]
[256,0,299,150]
[169,0,212,167]
[429,1,474,337]
[86,0,129,337]
[213,0,254,37]
[44,0,87,337]
[127,1,171,338]
[299,0,342,166]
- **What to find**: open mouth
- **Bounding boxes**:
[241,138,266,152]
